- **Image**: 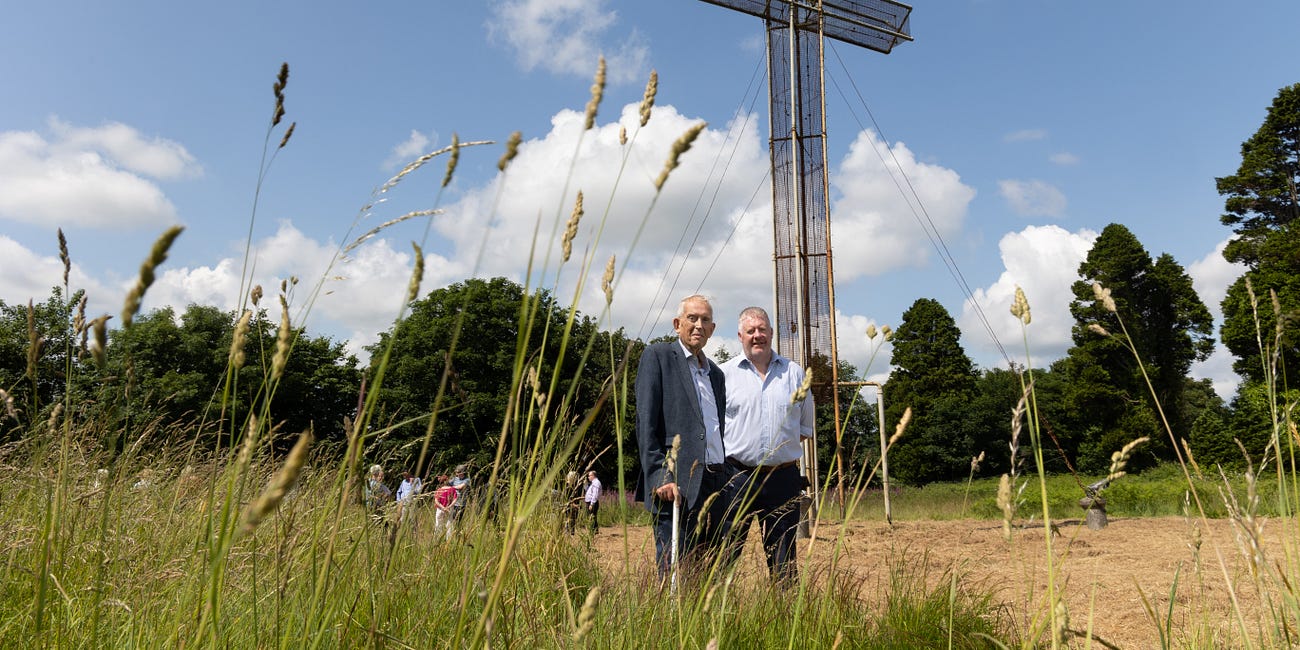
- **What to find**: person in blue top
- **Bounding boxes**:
[720,306,815,583]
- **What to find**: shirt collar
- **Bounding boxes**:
[677,339,706,368]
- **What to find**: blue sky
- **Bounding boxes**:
[3,0,1298,399]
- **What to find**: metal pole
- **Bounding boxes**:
[842,380,890,524]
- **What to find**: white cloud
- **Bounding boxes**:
[1004,129,1047,142]
[830,130,977,279]
[0,235,115,313]
[384,130,436,170]
[0,119,197,229]
[1049,152,1079,166]
[999,179,1066,218]
[959,225,1097,367]
[1188,237,1244,320]
[486,0,648,83]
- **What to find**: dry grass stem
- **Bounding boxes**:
[562,191,584,263]
[653,123,707,191]
[122,225,184,328]
[379,140,492,195]
[442,133,460,188]
[498,131,522,171]
[343,210,441,254]
[601,255,615,305]
[583,56,606,130]
[239,430,312,536]
[640,70,658,127]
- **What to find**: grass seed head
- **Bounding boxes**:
[407,242,425,303]
[865,324,878,340]
[1091,281,1117,312]
[239,430,312,536]
[889,407,911,447]
[1010,285,1031,324]
[0,389,16,421]
[278,121,296,149]
[58,228,70,286]
[498,130,522,171]
[790,367,813,404]
[583,56,606,130]
[619,125,627,145]
[90,316,109,367]
[640,70,658,127]
[573,585,601,641]
[442,133,460,188]
[251,284,263,306]
[654,122,707,191]
[602,255,615,305]
[997,473,1014,541]
[122,226,184,328]
[881,324,893,340]
[1087,323,1110,337]
[562,191,584,263]
[230,309,252,369]
[271,296,292,381]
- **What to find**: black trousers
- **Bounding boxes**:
[651,464,734,579]
[725,463,803,582]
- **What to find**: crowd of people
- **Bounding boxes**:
[363,463,472,541]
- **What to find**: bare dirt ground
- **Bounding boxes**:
[590,515,1293,648]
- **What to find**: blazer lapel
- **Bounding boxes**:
[670,346,704,425]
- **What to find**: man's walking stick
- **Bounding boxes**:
[670,493,681,594]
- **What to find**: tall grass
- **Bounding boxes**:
[0,59,1017,649]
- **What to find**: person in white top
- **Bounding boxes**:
[395,470,422,525]
[584,470,603,533]
[720,306,814,583]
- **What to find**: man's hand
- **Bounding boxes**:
[655,482,679,503]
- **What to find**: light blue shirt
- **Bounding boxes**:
[721,352,814,466]
[679,340,726,465]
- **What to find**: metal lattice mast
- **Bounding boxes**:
[699,0,912,512]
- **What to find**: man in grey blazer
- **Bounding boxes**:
[636,294,733,580]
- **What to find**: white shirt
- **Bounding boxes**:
[584,477,602,504]
[679,340,726,465]
[721,352,814,466]
[396,477,422,502]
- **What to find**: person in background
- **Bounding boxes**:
[364,464,392,514]
[432,474,459,542]
[720,306,814,584]
[395,470,423,525]
[449,465,470,522]
[584,470,603,533]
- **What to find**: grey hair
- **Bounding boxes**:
[368,464,383,478]
[676,294,713,318]
[737,306,771,332]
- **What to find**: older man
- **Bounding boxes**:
[721,306,814,582]
[635,294,732,579]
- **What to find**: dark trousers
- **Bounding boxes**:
[652,464,734,580]
[725,463,803,583]
[586,500,600,532]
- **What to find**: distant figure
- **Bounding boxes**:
[364,464,393,514]
[395,470,423,525]
[432,474,459,542]
[584,470,603,533]
[450,465,470,522]
[562,471,583,535]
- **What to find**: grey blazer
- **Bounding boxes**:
[635,340,726,511]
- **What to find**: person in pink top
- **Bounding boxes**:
[432,474,459,542]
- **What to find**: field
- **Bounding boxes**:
[591,514,1292,649]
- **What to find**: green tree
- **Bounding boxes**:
[366,277,635,479]
[1218,82,1300,385]
[1064,223,1213,468]
[884,298,978,484]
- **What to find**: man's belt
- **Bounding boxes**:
[726,458,798,473]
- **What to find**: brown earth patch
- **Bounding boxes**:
[589,515,1293,648]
